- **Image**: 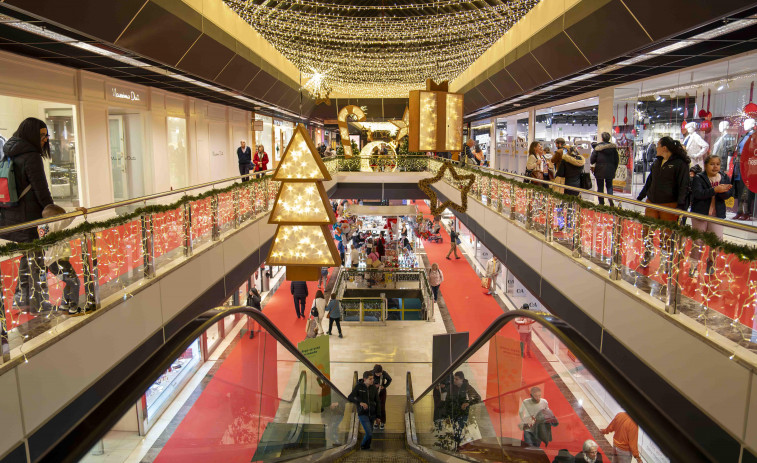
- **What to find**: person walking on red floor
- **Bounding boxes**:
[601,411,642,463]
[446,228,461,259]
[427,263,444,302]
[325,292,343,338]
[484,256,500,295]
[291,280,308,319]
[372,364,392,430]
[515,306,536,358]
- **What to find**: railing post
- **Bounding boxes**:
[609,216,623,280]
[211,193,221,241]
[183,201,193,257]
[525,189,534,230]
[82,232,100,311]
[544,196,554,243]
[141,214,156,279]
[233,188,241,229]
[665,232,683,314]
[572,203,582,258]
[509,185,516,221]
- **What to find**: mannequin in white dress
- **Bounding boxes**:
[683,122,709,168]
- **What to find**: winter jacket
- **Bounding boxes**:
[347,379,379,417]
[691,172,733,219]
[485,257,500,278]
[373,371,393,390]
[313,296,326,319]
[589,142,620,180]
[683,132,709,168]
[446,379,481,417]
[326,298,342,319]
[247,292,261,310]
[555,148,585,188]
[428,267,444,286]
[253,151,269,172]
[0,137,55,242]
[291,281,309,298]
[236,146,252,164]
[532,409,559,447]
[637,156,690,209]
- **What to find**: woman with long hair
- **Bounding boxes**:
[1,118,57,313]
[525,141,554,187]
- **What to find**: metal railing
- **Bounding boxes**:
[327,154,757,354]
[0,170,278,365]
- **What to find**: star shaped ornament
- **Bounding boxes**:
[418,162,475,216]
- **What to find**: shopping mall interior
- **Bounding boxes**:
[1,1,757,462]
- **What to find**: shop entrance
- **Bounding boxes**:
[108,110,147,202]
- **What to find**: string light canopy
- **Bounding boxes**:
[224,0,539,98]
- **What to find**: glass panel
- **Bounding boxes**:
[152,207,185,270]
[190,197,213,248]
[94,220,144,300]
[167,117,189,189]
[412,320,669,462]
[217,191,236,234]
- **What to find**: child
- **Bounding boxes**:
[38,204,87,315]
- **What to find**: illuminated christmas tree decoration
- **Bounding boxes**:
[267,123,340,280]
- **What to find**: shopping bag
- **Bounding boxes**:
[481,277,489,288]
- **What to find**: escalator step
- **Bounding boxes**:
[338,433,426,462]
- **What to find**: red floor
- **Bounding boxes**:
[417,201,603,459]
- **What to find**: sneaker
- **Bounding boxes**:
[485,291,492,295]
[339,333,343,338]
[380,423,385,430]
[373,422,379,429]
[327,332,332,335]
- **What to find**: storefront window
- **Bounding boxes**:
[144,337,201,425]
[274,119,295,166]
[471,122,492,166]
[535,98,599,152]
[613,50,757,210]
[0,96,81,206]
[255,114,273,162]
[205,321,221,355]
[108,111,151,201]
[167,117,188,189]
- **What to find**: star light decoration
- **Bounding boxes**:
[391,107,410,144]
[418,162,474,215]
[223,0,540,97]
[267,124,340,280]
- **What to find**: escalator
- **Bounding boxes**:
[405,311,713,463]
[40,308,713,463]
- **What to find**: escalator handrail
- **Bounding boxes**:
[411,310,713,463]
[39,306,354,463]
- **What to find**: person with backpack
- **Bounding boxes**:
[0,118,63,313]
[348,370,379,450]
[325,292,343,338]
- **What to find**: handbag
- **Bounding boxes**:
[580,172,592,190]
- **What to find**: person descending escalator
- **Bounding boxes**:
[348,371,379,450]
[372,364,392,430]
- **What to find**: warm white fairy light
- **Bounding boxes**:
[223,0,540,96]
[445,94,463,150]
[419,91,438,150]
[268,225,336,265]
[273,131,327,181]
[270,183,331,223]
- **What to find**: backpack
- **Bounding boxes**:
[0,156,30,207]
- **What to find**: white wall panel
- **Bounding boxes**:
[603,284,750,438]
[483,208,509,244]
[0,368,24,457]
[18,282,164,433]
[222,221,261,272]
[541,245,606,324]
[78,102,112,206]
[506,224,543,274]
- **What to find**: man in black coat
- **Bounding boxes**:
[236,140,252,181]
[290,281,308,319]
[590,132,620,206]
[348,371,379,450]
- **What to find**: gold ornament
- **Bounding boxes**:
[337,105,366,158]
[418,162,474,215]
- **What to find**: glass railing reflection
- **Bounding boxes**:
[411,319,669,462]
[80,316,354,463]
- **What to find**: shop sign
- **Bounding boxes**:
[110,87,142,103]
[212,150,224,157]
[743,133,757,194]
[253,120,264,131]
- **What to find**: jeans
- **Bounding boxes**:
[328,317,342,335]
[358,414,373,448]
[377,388,387,424]
[523,429,540,447]
[48,260,80,306]
[611,447,633,463]
[293,295,306,318]
[596,178,614,205]
[238,163,251,182]
[430,285,439,301]
[15,250,48,311]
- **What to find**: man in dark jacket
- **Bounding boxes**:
[555,138,586,196]
[590,133,620,206]
[1,118,56,313]
[290,281,308,319]
[348,371,379,450]
[446,371,481,449]
[236,140,252,181]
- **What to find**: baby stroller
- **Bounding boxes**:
[427,227,443,243]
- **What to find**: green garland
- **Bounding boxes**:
[0,176,270,257]
[441,161,757,261]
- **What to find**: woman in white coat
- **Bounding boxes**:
[313,289,327,334]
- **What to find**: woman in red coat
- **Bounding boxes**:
[254,145,269,173]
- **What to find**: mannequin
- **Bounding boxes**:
[712,120,737,167]
[731,118,756,220]
[683,122,709,168]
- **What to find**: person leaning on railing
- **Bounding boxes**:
[526,141,554,187]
